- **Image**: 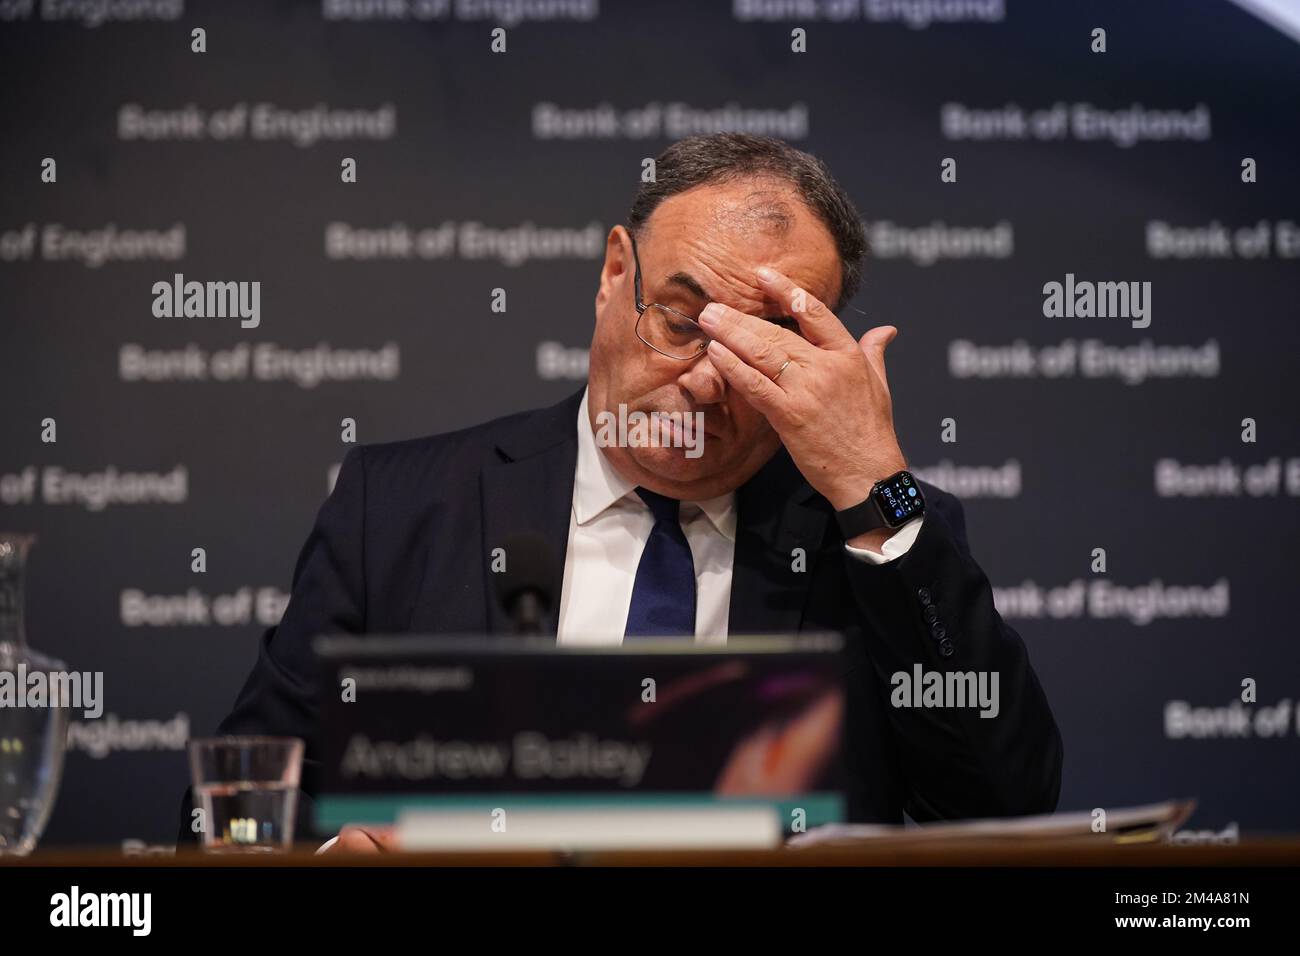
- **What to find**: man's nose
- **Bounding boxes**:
[677,349,728,405]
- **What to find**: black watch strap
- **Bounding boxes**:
[835,495,887,538]
[835,470,924,538]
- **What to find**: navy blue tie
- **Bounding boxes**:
[624,487,696,638]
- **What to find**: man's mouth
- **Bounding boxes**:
[648,410,719,442]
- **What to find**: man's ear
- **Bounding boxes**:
[594,225,632,317]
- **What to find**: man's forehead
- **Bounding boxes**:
[639,182,841,308]
[643,229,839,311]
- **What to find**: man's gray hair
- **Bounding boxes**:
[628,133,867,312]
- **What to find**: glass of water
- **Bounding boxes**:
[188,737,304,853]
[0,532,70,857]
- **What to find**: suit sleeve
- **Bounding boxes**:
[176,446,369,844]
[840,490,1063,821]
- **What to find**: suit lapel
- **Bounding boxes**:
[479,392,582,635]
[405,390,581,637]
[728,450,829,635]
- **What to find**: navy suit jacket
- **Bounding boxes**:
[178,388,1062,842]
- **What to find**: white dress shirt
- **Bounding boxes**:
[556,389,922,645]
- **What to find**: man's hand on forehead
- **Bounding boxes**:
[696,264,908,546]
[700,267,857,354]
[658,263,803,330]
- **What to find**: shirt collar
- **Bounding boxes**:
[574,388,736,542]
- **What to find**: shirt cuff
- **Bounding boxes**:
[315,835,340,854]
[843,516,923,565]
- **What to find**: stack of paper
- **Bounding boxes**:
[786,799,1196,848]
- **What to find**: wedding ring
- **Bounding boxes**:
[772,359,791,383]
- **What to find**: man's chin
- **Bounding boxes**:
[622,444,749,495]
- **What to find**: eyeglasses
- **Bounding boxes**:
[630,233,712,361]
[631,235,868,361]
[629,232,822,360]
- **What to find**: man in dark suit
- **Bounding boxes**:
[180,133,1061,849]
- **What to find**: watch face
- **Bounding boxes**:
[873,471,925,527]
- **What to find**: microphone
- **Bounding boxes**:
[493,533,561,635]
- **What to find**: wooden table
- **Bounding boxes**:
[7,838,1300,866]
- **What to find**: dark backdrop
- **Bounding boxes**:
[1,0,1297,846]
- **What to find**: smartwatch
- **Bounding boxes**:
[834,470,924,538]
